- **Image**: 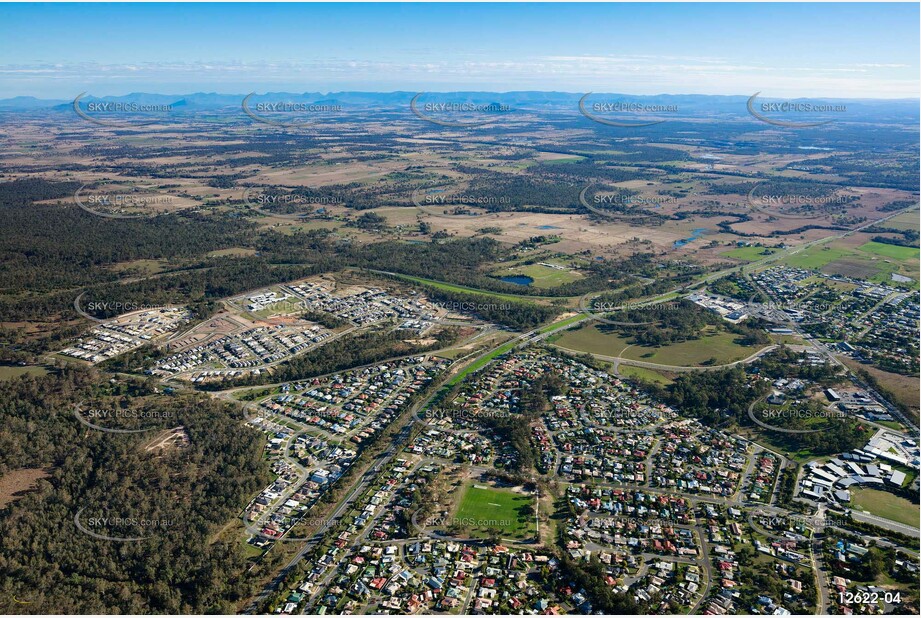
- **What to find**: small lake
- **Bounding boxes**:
[501,275,534,286]
[536,225,560,230]
[674,228,707,248]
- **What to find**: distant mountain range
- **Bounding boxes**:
[1,91,917,122]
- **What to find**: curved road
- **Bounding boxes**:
[552,343,778,373]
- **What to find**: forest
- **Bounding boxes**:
[0,368,270,613]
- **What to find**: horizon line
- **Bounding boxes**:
[4,90,920,102]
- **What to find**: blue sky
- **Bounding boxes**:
[0,2,917,98]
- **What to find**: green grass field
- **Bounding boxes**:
[447,315,586,387]
[0,365,49,381]
[492,263,583,288]
[453,483,535,539]
[446,340,518,386]
[206,247,258,258]
[626,330,761,366]
[782,241,918,287]
[555,324,763,367]
[538,313,586,334]
[884,209,920,232]
[554,324,632,357]
[850,488,919,529]
[722,246,778,261]
[857,241,920,261]
[109,258,170,274]
[539,156,586,165]
[381,272,559,302]
[618,365,673,385]
[785,246,851,270]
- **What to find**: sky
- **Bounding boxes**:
[0,2,918,99]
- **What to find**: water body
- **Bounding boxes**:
[537,225,560,230]
[501,275,534,286]
[674,228,707,248]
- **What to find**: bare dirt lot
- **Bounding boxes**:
[0,467,51,508]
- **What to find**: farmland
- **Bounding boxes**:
[782,235,920,285]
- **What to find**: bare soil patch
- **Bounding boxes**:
[0,467,51,508]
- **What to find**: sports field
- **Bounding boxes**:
[453,483,535,539]
[850,488,919,528]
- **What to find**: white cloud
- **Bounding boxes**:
[0,57,916,98]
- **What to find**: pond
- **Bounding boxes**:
[500,275,534,286]
[674,228,707,248]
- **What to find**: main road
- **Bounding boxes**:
[239,202,919,612]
